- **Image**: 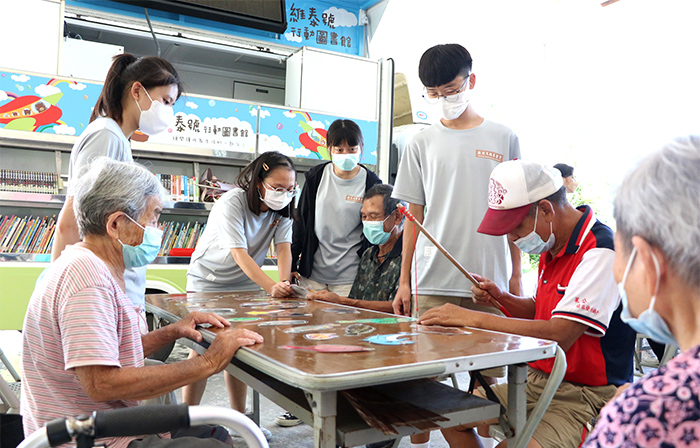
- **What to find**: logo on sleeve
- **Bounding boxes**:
[574,297,599,315]
[269,218,281,228]
[476,150,503,163]
[345,195,364,203]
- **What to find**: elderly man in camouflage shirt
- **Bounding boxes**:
[308,184,405,313]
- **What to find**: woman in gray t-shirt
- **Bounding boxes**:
[51,53,182,332]
[184,151,297,418]
[291,119,382,297]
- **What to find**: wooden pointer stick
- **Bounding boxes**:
[397,204,513,318]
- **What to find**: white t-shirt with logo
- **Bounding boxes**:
[187,187,293,291]
[392,119,521,297]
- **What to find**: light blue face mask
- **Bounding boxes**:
[362,214,394,245]
[513,206,555,254]
[332,152,360,171]
[119,214,164,268]
[619,246,677,346]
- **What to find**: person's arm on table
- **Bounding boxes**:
[393,202,422,315]
[276,242,292,283]
[230,248,292,297]
[75,327,263,402]
[508,240,523,296]
[51,197,80,261]
[308,291,394,313]
[141,311,231,357]
[419,302,586,351]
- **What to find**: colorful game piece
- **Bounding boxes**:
[304,333,338,341]
[251,303,304,310]
[337,317,417,324]
[283,324,339,334]
[412,324,471,335]
[363,333,418,345]
[290,284,312,298]
[228,317,263,322]
[246,310,283,315]
[279,345,374,353]
[257,320,308,327]
[345,324,376,336]
[323,308,360,314]
[188,307,235,315]
[276,311,313,318]
[241,302,279,307]
[202,308,237,315]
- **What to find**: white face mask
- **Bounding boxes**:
[440,85,471,120]
[135,89,174,135]
[513,206,556,254]
[259,181,294,211]
[332,152,361,171]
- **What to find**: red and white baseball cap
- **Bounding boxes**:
[477,160,564,236]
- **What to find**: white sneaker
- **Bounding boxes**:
[275,412,302,427]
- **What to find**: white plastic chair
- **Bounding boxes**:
[0,346,21,414]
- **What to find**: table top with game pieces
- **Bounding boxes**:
[145,291,557,391]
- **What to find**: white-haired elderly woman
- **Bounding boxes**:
[583,135,700,447]
[21,158,262,447]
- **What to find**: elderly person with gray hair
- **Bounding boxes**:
[306,184,405,314]
[582,135,700,447]
[21,158,263,447]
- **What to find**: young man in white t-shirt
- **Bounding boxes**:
[391,42,523,448]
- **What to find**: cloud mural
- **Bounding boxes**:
[35,84,62,98]
[52,124,76,135]
[323,7,357,27]
[284,31,302,43]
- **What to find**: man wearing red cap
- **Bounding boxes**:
[419,160,635,448]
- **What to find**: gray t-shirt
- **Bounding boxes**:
[186,187,293,292]
[392,119,521,297]
[66,117,146,310]
[310,163,367,285]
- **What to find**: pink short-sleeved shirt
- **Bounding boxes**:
[21,246,144,447]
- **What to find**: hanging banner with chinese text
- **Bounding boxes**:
[146,96,257,154]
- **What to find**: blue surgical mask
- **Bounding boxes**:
[332,152,360,171]
[119,214,163,268]
[513,207,555,254]
[619,247,677,346]
[362,214,394,245]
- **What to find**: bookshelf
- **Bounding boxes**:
[0,192,214,260]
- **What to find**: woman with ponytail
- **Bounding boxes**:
[51,53,182,329]
[184,151,297,434]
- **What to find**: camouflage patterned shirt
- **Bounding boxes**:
[348,234,403,302]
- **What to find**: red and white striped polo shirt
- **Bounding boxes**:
[21,245,144,447]
[529,206,635,387]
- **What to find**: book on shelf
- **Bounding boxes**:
[158,220,206,256]
[0,215,57,254]
[155,174,198,202]
[0,170,59,194]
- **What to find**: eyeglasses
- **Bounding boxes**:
[422,77,470,105]
[264,181,298,196]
